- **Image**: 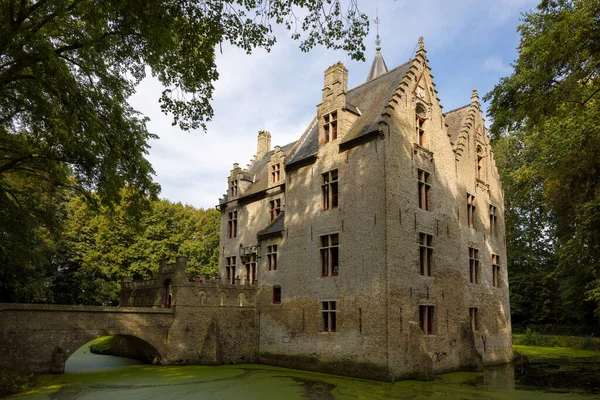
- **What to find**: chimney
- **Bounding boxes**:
[256,130,271,160]
[322,62,348,102]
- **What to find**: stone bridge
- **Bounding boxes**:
[0,303,174,373]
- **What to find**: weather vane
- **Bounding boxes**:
[373,8,381,49]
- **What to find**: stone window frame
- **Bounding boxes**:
[320,233,339,277]
[322,169,339,210]
[418,232,433,276]
[476,145,484,180]
[230,179,238,197]
[419,305,435,335]
[244,256,257,285]
[467,193,476,229]
[228,210,238,238]
[272,286,281,304]
[468,247,479,284]
[267,244,278,271]
[323,110,338,143]
[489,204,498,236]
[271,163,281,184]
[418,169,431,211]
[269,198,282,221]
[226,256,236,285]
[415,103,428,148]
[321,300,337,332]
[492,254,500,288]
[469,307,479,331]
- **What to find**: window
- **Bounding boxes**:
[269,198,281,221]
[323,111,338,143]
[416,104,427,147]
[469,307,479,331]
[320,233,339,276]
[322,170,339,210]
[322,301,337,332]
[419,233,433,276]
[467,194,476,228]
[228,210,238,238]
[418,170,431,210]
[271,163,281,183]
[492,254,500,288]
[477,155,483,179]
[273,286,281,304]
[245,260,256,285]
[489,205,498,235]
[267,245,278,271]
[469,247,479,284]
[226,256,236,285]
[419,305,434,335]
[230,179,238,197]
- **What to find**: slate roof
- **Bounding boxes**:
[286,61,412,166]
[257,212,285,238]
[444,104,471,144]
[366,49,389,82]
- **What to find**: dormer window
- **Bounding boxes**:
[323,111,338,143]
[230,179,238,197]
[416,104,427,147]
[271,163,281,183]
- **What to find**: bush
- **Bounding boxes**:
[90,336,114,355]
[0,366,36,397]
[513,328,600,351]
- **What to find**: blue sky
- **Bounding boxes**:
[128,0,539,209]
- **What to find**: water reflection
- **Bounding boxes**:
[64,338,142,373]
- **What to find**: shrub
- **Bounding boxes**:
[0,366,36,397]
[90,336,114,355]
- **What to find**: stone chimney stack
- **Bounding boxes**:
[256,130,271,160]
[322,62,348,102]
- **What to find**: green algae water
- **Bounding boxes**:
[10,344,600,399]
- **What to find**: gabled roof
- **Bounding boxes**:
[444,104,471,144]
[286,61,412,166]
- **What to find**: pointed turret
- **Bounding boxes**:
[365,12,388,82]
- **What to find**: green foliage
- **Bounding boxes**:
[0,0,368,303]
[89,336,114,355]
[513,329,600,351]
[0,366,36,397]
[485,0,600,324]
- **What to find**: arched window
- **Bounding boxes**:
[198,290,207,306]
[218,291,227,307]
[163,279,172,308]
[415,104,427,147]
[237,292,246,307]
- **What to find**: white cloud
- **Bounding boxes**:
[127,0,536,209]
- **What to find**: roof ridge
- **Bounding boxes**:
[444,103,471,115]
[348,59,414,94]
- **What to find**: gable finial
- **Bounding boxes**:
[471,88,480,104]
[418,36,424,50]
[374,8,381,51]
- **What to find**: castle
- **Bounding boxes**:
[120,37,512,381]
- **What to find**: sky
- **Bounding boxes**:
[128,0,539,210]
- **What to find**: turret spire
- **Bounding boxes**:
[366,9,388,82]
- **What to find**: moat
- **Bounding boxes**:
[9,341,600,399]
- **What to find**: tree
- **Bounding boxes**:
[485,0,600,323]
[0,0,369,301]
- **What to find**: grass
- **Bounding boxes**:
[513,344,600,359]
[513,328,600,351]
[0,366,37,398]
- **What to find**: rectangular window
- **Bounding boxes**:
[228,210,238,238]
[245,261,256,285]
[416,115,425,147]
[271,163,281,184]
[469,247,479,284]
[419,233,433,276]
[273,286,281,304]
[323,111,338,143]
[322,300,337,332]
[469,307,479,331]
[418,170,431,210]
[269,198,282,221]
[489,205,498,235]
[492,254,500,288]
[467,193,476,228]
[419,305,434,335]
[322,170,339,210]
[267,245,278,271]
[320,233,339,277]
[230,180,238,197]
[226,256,236,285]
